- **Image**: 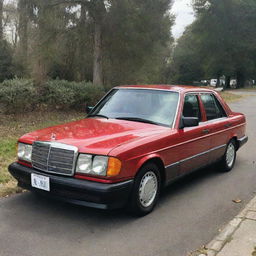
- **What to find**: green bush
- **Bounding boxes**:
[72,82,106,106]
[0,79,37,113]
[43,80,105,110]
[0,79,106,113]
[42,80,77,109]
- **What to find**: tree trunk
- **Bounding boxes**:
[93,21,103,86]
[18,0,29,71]
[225,76,231,89]
[216,76,220,87]
[237,72,245,88]
[33,3,50,86]
[0,0,3,41]
[79,0,106,85]
[14,23,18,48]
[76,3,87,81]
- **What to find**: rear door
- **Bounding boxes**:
[200,93,229,163]
[178,93,212,175]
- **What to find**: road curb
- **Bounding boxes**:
[190,195,256,256]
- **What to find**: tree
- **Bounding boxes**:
[191,0,256,87]
[167,26,204,84]
[75,3,91,81]
[30,0,76,85]
[0,40,14,82]
[0,0,175,87]
[3,2,19,47]
[49,0,174,86]
[17,0,29,71]
[0,0,3,40]
[51,0,106,85]
[170,0,256,87]
[0,1,15,82]
[87,0,106,85]
[104,0,174,85]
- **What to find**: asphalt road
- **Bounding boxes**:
[0,93,256,256]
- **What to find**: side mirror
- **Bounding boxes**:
[180,117,199,129]
[86,105,94,114]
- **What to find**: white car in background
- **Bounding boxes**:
[200,80,209,85]
[210,79,225,87]
[210,79,218,87]
[230,79,237,88]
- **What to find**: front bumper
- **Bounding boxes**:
[9,162,133,210]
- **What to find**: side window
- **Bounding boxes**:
[183,94,201,121]
[201,94,226,121]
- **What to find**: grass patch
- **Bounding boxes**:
[0,181,24,198]
[220,91,243,102]
[0,110,84,197]
[0,138,17,184]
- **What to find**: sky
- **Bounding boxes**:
[171,0,195,39]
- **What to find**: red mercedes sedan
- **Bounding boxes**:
[9,85,248,216]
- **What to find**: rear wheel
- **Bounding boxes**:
[128,163,161,216]
[218,139,237,172]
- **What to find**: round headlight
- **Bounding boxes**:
[92,156,108,176]
[76,154,92,174]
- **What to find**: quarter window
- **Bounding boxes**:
[201,94,226,120]
[183,94,201,121]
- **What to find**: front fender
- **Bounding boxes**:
[135,153,165,174]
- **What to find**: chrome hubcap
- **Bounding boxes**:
[226,143,235,167]
[139,171,158,208]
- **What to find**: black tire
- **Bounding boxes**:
[128,163,161,217]
[218,139,237,172]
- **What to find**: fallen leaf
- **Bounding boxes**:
[232,199,242,203]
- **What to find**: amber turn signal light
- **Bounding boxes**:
[107,157,122,177]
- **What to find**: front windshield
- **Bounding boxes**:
[89,89,179,127]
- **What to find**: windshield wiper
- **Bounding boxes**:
[115,117,159,125]
[88,114,109,119]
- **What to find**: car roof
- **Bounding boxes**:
[116,84,214,93]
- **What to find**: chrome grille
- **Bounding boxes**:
[31,141,78,176]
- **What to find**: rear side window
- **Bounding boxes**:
[201,94,227,121]
[183,94,201,121]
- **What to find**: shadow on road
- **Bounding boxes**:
[162,164,222,202]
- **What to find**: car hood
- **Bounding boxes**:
[19,118,169,155]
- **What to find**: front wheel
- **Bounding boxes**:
[128,163,161,217]
[218,139,237,172]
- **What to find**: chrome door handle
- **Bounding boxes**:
[224,123,232,128]
[202,129,210,134]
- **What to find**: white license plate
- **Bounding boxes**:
[31,173,50,191]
